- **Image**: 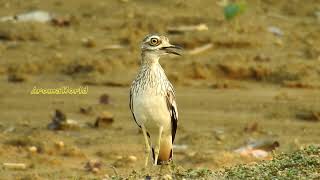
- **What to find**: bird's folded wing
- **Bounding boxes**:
[129,88,141,128]
[166,90,178,143]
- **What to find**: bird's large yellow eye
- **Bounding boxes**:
[149,38,160,46]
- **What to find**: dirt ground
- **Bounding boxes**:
[0,0,320,179]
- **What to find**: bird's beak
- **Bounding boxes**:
[160,45,183,56]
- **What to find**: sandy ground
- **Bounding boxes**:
[0,0,320,179]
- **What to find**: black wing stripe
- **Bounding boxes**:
[171,107,178,143]
[166,91,178,143]
[129,90,141,128]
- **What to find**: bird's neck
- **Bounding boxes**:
[141,51,160,67]
[138,51,167,81]
[136,52,168,94]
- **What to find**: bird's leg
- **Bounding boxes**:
[154,126,163,165]
[141,126,151,167]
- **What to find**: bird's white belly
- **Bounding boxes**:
[133,93,171,131]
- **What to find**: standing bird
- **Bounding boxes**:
[129,34,181,166]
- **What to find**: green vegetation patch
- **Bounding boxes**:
[121,146,320,179]
[222,145,320,180]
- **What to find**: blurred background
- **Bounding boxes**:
[0,0,320,179]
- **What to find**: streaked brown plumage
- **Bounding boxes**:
[129,34,181,166]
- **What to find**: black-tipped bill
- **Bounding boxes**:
[160,45,183,56]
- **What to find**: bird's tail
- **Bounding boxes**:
[152,135,172,165]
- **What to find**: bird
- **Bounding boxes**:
[129,34,181,166]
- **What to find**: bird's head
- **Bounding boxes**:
[141,34,182,57]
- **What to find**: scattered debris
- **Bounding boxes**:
[7,73,28,83]
[167,24,208,34]
[62,146,85,157]
[213,128,225,141]
[3,126,15,133]
[162,174,173,180]
[0,11,53,23]
[54,141,65,149]
[214,40,251,48]
[112,155,137,167]
[235,139,279,158]
[187,43,213,55]
[101,174,111,180]
[82,37,96,48]
[99,94,110,104]
[254,54,271,62]
[81,81,129,87]
[84,159,102,174]
[210,81,241,89]
[283,81,319,89]
[100,44,125,51]
[268,26,284,37]
[28,146,38,153]
[79,106,93,115]
[0,10,72,27]
[102,81,129,87]
[128,155,137,163]
[218,63,271,80]
[3,163,27,170]
[94,111,114,128]
[173,144,188,152]
[51,16,72,27]
[47,109,81,130]
[244,122,259,133]
[296,111,320,122]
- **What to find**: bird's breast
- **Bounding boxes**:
[133,92,171,130]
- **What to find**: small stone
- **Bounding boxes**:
[54,141,64,149]
[268,26,283,36]
[51,16,71,27]
[116,155,123,160]
[94,111,114,128]
[274,39,283,46]
[28,146,38,153]
[91,167,99,173]
[99,94,110,104]
[254,54,270,62]
[3,163,27,170]
[128,155,137,162]
[7,73,28,83]
[82,37,95,48]
[79,106,93,115]
[244,122,259,133]
[296,111,320,122]
[84,159,102,173]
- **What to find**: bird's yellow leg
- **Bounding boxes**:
[141,126,151,167]
[154,126,163,165]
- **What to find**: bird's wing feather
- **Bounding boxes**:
[129,87,141,128]
[166,89,178,143]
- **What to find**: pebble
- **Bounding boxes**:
[99,94,110,104]
[94,111,114,128]
[162,174,173,180]
[28,146,38,153]
[54,141,65,149]
[128,155,137,162]
[274,39,283,46]
[268,26,283,37]
[82,37,95,48]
